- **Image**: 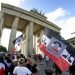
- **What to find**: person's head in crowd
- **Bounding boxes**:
[0,52,6,59]
[27,57,31,63]
[7,53,11,58]
[6,57,12,63]
[18,58,26,66]
[20,54,25,59]
[27,57,34,65]
[16,55,21,60]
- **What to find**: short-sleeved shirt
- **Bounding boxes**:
[13,66,32,75]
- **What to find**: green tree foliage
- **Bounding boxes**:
[0,45,7,53]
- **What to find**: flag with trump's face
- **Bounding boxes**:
[39,28,75,72]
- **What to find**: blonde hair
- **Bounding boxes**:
[19,58,25,65]
[27,58,34,65]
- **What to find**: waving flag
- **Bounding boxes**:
[39,28,75,72]
[13,34,23,45]
[13,34,23,52]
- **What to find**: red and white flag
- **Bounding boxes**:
[39,28,74,72]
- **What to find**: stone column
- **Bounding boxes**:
[33,35,36,54]
[26,21,33,57]
[0,12,4,44]
[8,16,19,52]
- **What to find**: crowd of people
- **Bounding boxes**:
[0,52,39,75]
[0,51,75,75]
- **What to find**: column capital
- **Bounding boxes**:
[29,21,34,24]
[12,16,19,28]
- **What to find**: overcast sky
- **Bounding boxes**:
[0,0,75,49]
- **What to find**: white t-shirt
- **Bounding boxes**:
[0,63,5,70]
[13,66,32,75]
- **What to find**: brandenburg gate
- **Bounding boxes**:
[0,3,61,57]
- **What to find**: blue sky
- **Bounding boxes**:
[0,0,75,49]
[20,0,75,15]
